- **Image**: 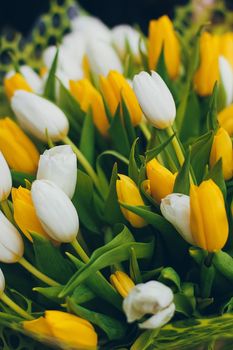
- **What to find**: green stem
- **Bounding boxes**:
[1,292,33,320]
[139,122,151,141]
[71,239,89,263]
[1,200,14,224]
[19,257,59,287]
[166,126,185,166]
[63,136,100,189]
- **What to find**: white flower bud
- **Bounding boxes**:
[133,71,176,129]
[86,40,123,77]
[37,145,77,199]
[0,269,5,295]
[123,281,175,329]
[0,152,12,201]
[0,211,24,263]
[31,180,79,242]
[11,90,69,142]
[5,66,42,94]
[160,193,194,245]
[219,56,233,106]
[71,16,111,43]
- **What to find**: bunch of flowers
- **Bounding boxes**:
[0,7,232,350]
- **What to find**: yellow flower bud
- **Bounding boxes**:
[100,70,142,126]
[190,179,229,252]
[110,271,135,298]
[218,104,233,136]
[194,32,219,96]
[0,118,39,174]
[4,73,32,99]
[23,311,98,349]
[219,32,233,70]
[210,127,233,180]
[148,15,180,80]
[146,159,176,203]
[12,187,50,242]
[70,79,109,137]
[116,174,146,228]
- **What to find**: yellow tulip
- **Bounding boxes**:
[12,187,50,242]
[146,158,176,203]
[210,127,233,180]
[190,179,229,252]
[70,79,109,137]
[218,104,233,136]
[110,271,135,298]
[194,32,219,96]
[23,310,97,350]
[0,118,39,174]
[148,15,180,80]
[100,70,142,126]
[219,32,233,70]
[116,174,146,228]
[4,73,32,99]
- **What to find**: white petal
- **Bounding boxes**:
[219,56,233,106]
[139,303,175,329]
[0,152,12,201]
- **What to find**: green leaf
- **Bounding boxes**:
[173,292,194,317]
[71,285,96,304]
[173,149,191,194]
[205,158,227,200]
[109,108,130,157]
[180,90,201,142]
[200,263,215,298]
[128,138,140,183]
[79,110,95,166]
[145,134,175,163]
[159,267,181,291]
[43,49,58,102]
[130,247,143,283]
[67,298,126,340]
[207,82,218,132]
[213,250,233,282]
[11,171,35,188]
[33,286,64,304]
[189,247,207,265]
[122,97,136,145]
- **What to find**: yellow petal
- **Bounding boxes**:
[4,73,32,99]
[218,104,233,136]
[110,271,135,298]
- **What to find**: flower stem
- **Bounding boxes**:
[1,292,33,320]
[71,239,89,263]
[1,200,14,224]
[139,122,151,141]
[166,126,185,166]
[63,136,100,189]
[19,257,59,287]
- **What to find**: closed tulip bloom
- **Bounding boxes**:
[194,32,219,96]
[218,104,233,136]
[110,271,135,298]
[161,194,194,245]
[86,39,123,77]
[100,70,142,126]
[70,79,109,136]
[116,174,146,228]
[210,127,233,180]
[133,71,176,129]
[4,73,32,99]
[219,32,233,70]
[190,179,229,252]
[0,118,39,174]
[11,91,69,142]
[219,56,233,106]
[6,66,42,94]
[23,310,97,349]
[146,159,176,202]
[12,187,50,242]
[0,152,12,201]
[37,146,77,199]
[31,180,79,242]
[0,269,5,296]
[0,211,24,263]
[123,281,175,329]
[148,15,180,80]
[71,15,111,43]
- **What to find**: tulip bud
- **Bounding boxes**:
[116,174,147,228]
[148,15,180,80]
[37,145,77,199]
[218,104,233,136]
[133,71,176,129]
[23,310,98,349]
[210,127,233,180]
[219,32,233,70]
[71,15,111,43]
[0,118,39,174]
[0,152,12,201]
[123,281,175,329]
[160,194,194,245]
[190,179,229,252]
[5,66,42,95]
[0,269,5,296]
[219,56,233,106]
[0,211,24,263]
[86,40,123,77]
[110,271,135,298]
[4,73,32,99]
[31,180,79,242]
[11,91,69,142]
[146,159,176,202]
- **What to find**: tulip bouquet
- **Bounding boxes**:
[0,1,233,350]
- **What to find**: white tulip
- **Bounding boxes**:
[86,40,123,77]
[160,193,194,245]
[0,152,12,201]
[5,66,42,94]
[11,90,69,142]
[62,31,86,60]
[0,211,24,263]
[219,56,233,106]
[71,15,111,43]
[123,281,175,329]
[0,269,5,295]
[37,145,77,199]
[133,71,176,129]
[31,180,79,242]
